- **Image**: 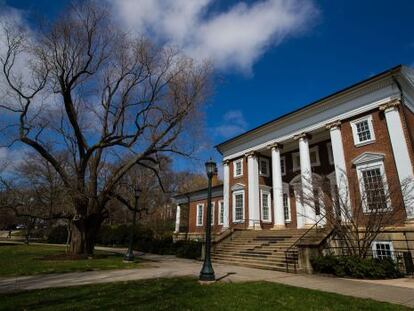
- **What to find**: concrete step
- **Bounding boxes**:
[212,258,300,272]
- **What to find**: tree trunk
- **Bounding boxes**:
[68,212,104,255]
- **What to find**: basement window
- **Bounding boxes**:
[372,241,394,260]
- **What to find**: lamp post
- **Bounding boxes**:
[199,159,216,282]
[124,184,140,262]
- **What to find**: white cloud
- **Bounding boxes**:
[213,109,248,138]
[109,0,318,72]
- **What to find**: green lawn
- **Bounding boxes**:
[0,244,143,277]
[0,277,410,311]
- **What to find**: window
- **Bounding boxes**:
[292,146,321,171]
[218,201,224,225]
[196,204,204,226]
[261,190,271,222]
[356,161,390,212]
[233,159,243,177]
[313,189,321,216]
[372,241,394,260]
[327,142,334,165]
[351,115,375,146]
[283,185,291,222]
[280,156,286,176]
[210,202,215,226]
[259,158,270,177]
[362,168,387,211]
[233,190,245,222]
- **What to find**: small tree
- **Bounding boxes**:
[0,1,211,255]
[297,170,412,258]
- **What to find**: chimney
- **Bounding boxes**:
[211,167,219,187]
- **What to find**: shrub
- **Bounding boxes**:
[175,241,202,259]
[95,225,201,259]
[311,255,403,279]
[47,225,68,244]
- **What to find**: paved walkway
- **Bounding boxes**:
[1,249,414,308]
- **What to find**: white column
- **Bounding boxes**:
[380,101,414,219]
[295,133,316,227]
[269,144,285,228]
[223,160,230,229]
[247,152,260,229]
[174,204,181,233]
[327,121,351,219]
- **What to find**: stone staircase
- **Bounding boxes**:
[211,228,325,272]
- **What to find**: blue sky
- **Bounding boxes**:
[2,0,414,173]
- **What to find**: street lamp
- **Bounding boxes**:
[199,159,216,282]
[124,184,141,262]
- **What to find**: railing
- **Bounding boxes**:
[284,217,327,273]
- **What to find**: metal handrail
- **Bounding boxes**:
[285,216,327,273]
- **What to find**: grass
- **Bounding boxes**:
[0,277,411,311]
[0,244,143,277]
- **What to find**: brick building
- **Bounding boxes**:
[173,65,414,271]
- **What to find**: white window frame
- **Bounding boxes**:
[282,184,291,223]
[356,160,391,213]
[350,115,376,147]
[280,156,286,176]
[233,159,243,178]
[259,157,270,177]
[372,241,395,260]
[260,189,272,222]
[292,146,321,171]
[232,190,245,223]
[210,202,215,226]
[196,203,204,227]
[218,200,224,225]
[327,142,334,165]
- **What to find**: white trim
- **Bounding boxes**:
[223,162,230,229]
[259,157,270,177]
[292,146,320,172]
[260,189,272,222]
[218,200,224,225]
[282,183,291,223]
[355,160,391,213]
[327,142,334,165]
[196,203,204,227]
[372,241,395,260]
[280,156,286,176]
[350,115,376,147]
[233,158,243,178]
[232,189,245,223]
[222,94,399,161]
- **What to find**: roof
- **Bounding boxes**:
[173,183,223,205]
[215,64,405,155]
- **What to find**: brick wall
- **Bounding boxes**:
[188,195,224,233]
[341,108,406,225]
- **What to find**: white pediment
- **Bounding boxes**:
[259,184,272,191]
[231,183,245,191]
[352,152,385,166]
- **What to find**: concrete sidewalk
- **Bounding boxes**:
[1,252,414,308]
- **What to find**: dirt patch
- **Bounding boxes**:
[39,253,113,261]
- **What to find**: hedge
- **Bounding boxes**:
[46,224,202,259]
[311,255,403,279]
[47,225,68,244]
[96,225,202,259]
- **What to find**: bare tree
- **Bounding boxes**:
[297,170,412,258]
[0,1,211,254]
